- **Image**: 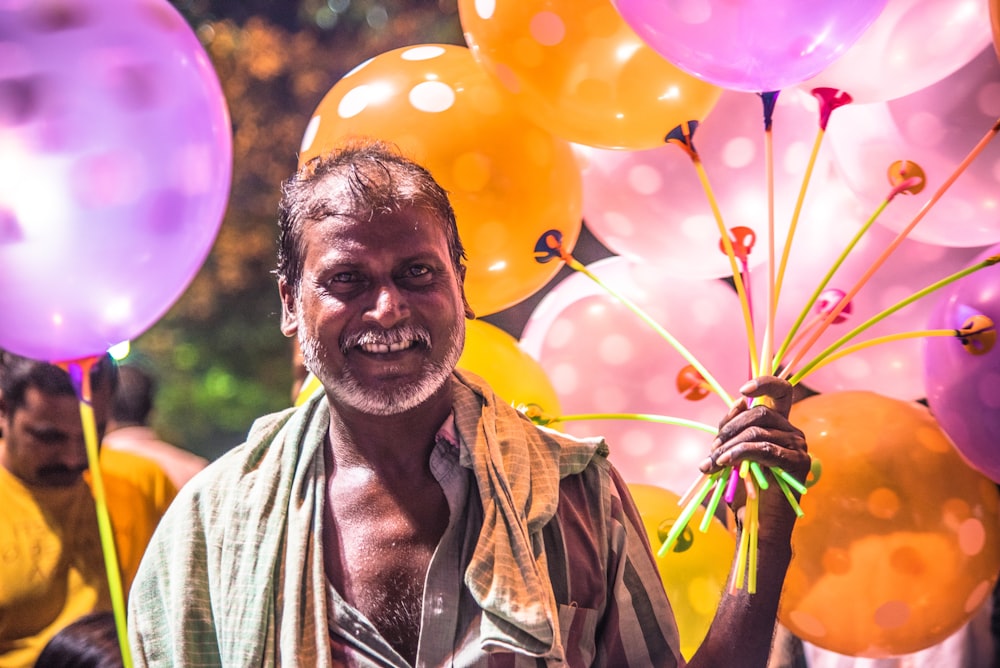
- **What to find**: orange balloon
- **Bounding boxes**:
[781,391,1000,658]
[628,483,735,660]
[458,0,722,149]
[458,319,561,420]
[300,44,583,317]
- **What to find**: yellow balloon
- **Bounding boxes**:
[628,483,735,660]
[782,391,1000,658]
[300,44,583,317]
[458,0,722,149]
[458,319,561,420]
[294,372,321,407]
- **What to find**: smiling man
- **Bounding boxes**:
[128,139,810,667]
[0,353,174,668]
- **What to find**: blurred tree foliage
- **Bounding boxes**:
[137,1,462,459]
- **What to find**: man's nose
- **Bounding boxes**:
[364,283,409,328]
[61,438,90,470]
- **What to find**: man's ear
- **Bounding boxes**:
[277,279,299,337]
[458,264,475,320]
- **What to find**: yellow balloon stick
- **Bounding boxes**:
[758,117,777,378]
[666,121,759,377]
[69,359,133,668]
[550,412,717,434]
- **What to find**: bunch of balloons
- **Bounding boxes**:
[291,0,1000,658]
[14,0,998,662]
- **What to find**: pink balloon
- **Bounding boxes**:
[827,48,1000,247]
[801,0,993,103]
[925,243,1000,483]
[577,88,827,280]
[520,257,750,494]
[611,0,888,92]
[0,0,232,361]
[752,174,987,400]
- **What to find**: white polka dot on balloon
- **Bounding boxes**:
[401,45,446,61]
[408,81,454,113]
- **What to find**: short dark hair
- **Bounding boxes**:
[276,138,466,297]
[0,351,119,415]
[111,364,154,426]
[34,611,123,668]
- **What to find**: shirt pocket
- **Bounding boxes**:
[558,603,599,667]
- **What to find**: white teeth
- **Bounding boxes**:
[361,341,412,353]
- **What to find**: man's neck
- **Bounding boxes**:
[324,392,452,478]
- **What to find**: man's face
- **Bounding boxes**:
[279,201,467,416]
[0,385,111,488]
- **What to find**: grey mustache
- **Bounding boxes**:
[341,326,431,353]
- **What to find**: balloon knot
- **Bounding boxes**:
[665,120,700,158]
[957,315,996,355]
[719,226,756,262]
[759,91,780,131]
[811,88,852,131]
[676,365,711,401]
[533,229,565,264]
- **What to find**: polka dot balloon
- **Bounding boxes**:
[519,256,750,494]
[781,391,1000,658]
[575,88,824,281]
[0,0,232,362]
[828,47,1000,248]
[299,43,582,317]
[458,0,722,150]
[925,242,1000,484]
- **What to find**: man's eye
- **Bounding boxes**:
[330,272,359,284]
[27,429,64,444]
[403,266,435,285]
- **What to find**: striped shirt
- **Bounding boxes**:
[325,416,683,666]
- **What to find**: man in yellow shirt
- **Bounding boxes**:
[0,352,176,668]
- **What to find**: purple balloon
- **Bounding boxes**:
[611,0,888,92]
[0,0,232,361]
[924,243,1000,483]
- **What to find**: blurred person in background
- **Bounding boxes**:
[103,363,208,489]
[0,352,175,668]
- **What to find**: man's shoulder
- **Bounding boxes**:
[97,448,178,511]
[163,403,311,507]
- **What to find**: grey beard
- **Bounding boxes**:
[298,321,464,416]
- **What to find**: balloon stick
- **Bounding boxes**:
[774,475,804,518]
[781,117,1000,377]
[747,492,760,593]
[773,89,853,314]
[772,173,921,375]
[547,412,718,433]
[61,358,134,668]
[657,472,719,557]
[700,475,728,532]
[535,231,736,407]
[789,255,1000,384]
[759,91,779,378]
[794,329,963,382]
[667,122,760,375]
